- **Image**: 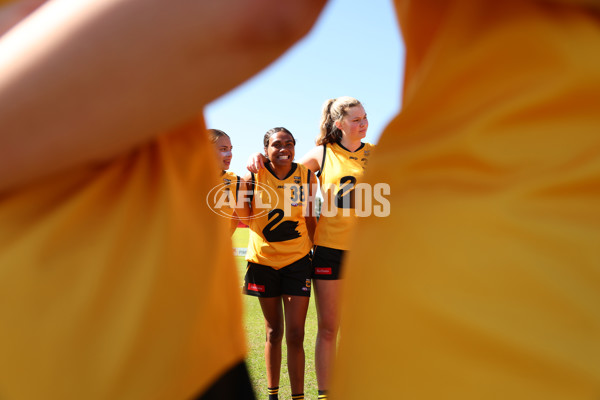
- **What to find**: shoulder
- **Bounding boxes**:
[296,162,312,176]
[224,171,238,180]
[299,145,325,172]
[359,142,375,155]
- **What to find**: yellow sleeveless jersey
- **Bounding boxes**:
[314,142,374,250]
[246,163,312,269]
[213,170,240,221]
[332,1,600,399]
[0,117,246,400]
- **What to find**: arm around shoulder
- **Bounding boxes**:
[299,145,325,175]
[235,172,255,222]
[305,170,319,243]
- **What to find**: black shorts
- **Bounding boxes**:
[244,253,312,298]
[312,245,345,280]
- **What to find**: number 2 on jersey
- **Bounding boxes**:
[335,176,356,209]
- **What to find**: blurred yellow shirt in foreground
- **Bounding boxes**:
[334,1,600,398]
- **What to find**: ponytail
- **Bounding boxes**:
[315,96,362,145]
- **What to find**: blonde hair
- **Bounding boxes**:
[207,129,229,144]
[316,96,362,145]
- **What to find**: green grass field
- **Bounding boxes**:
[233,228,319,400]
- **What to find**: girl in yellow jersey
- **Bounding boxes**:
[239,127,317,400]
[208,129,241,236]
[247,97,375,399]
[304,97,374,400]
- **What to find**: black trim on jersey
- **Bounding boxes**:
[249,172,255,204]
[235,175,240,201]
[192,361,255,400]
[316,145,327,178]
[265,162,298,181]
[336,140,365,153]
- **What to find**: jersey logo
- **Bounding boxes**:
[262,209,301,242]
[247,283,265,293]
[315,267,332,275]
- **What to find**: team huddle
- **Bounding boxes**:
[208,97,372,400]
[3,0,599,399]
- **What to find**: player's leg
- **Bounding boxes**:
[259,296,284,397]
[313,279,341,395]
[311,246,344,397]
[244,262,284,399]
[283,295,310,398]
[281,253,312,399]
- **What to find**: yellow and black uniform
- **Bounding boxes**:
[212,171,240,219]
[315,142,374,251]
[332,1,600,399]
[312,141,374,279]
[0,95,250,400]
[244,163,313,297]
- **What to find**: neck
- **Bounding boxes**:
[269,162,292,179]
[340,136,362,152]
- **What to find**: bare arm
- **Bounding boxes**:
[299,145,325,175]
[235,172,254,222]
[0,0,45,35]
[0,0,326,191]
[305,170,318,244]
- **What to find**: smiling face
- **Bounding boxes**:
[265,131,295,167]
[336,105,368,141]
[214,135,232,171]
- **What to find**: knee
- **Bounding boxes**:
[266,325,284,344]
[318,323,338,342]
[286,327,305,348]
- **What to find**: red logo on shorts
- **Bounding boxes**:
[248,283,265,292]
[315,267,332,275]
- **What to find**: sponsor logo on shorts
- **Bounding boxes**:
[302,287,310,291]
[315,267,332,275]
[248,283,265,293]
[305,279,311,288]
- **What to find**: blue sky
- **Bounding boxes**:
[204,0,405,176]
